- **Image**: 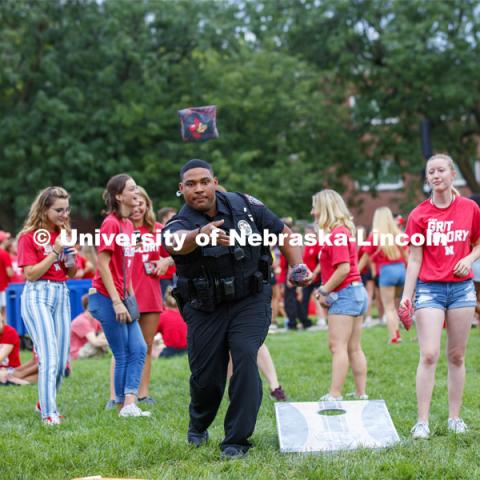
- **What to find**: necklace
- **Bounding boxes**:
[430,193,455,209]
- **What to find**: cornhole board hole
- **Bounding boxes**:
[275,400,400,453]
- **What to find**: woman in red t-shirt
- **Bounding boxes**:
[130,187,167,403]
[312,190,368,401]
[359,207,408,344]
[17,186,77,425]
[401,154,480,439]
[88,174,150,418]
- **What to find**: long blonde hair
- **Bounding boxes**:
[19,186,71,236]
[136,187,156,234]
[312,189,356,235]
[372,207,402,260]
[426,153,461,196]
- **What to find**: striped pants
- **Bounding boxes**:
[21,281,71,418]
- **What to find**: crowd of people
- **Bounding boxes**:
[1,153,479,456]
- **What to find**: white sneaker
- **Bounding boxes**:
[42,414,62,426]
[319,393,343,401]
[317,318,327,330]
[346,392,369,400]
[119,403,151,417]
[411,421,430,439]
[448,418,468,434]
[363,316,374,328]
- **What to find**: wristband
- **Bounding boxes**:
[197,226,202,235]
[318,287,330,296]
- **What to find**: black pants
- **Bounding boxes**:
[182,286,271,452]
[299,280,321,324]
[284,284,305,328]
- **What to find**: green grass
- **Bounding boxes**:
[2,326,480,480]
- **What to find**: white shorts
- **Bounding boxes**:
[0,291,5,308]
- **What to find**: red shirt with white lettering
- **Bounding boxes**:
[363,232,406,270]
[17,231,68,282]
[320,225,361,292]
[93,214,135,300]
[0,324,21,368]
[405,196,480,282]
[0,248,13,291]
[157,309,187,349]
[132,224,163,313]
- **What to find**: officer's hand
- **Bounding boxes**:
[199,220,231,247]
[288,264,313,287]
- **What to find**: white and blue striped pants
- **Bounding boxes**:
[21,281,71,418]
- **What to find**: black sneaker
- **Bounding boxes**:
[302,319,313,329]
[138,396,156,405]
[187,426,209,447]
[220,446,247,460]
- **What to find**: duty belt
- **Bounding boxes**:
[175,272,265,312]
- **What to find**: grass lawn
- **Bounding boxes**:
[1,325,480,480]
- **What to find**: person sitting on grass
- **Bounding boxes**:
[70,294,109,360]
[0,316,30,385]
[157,287,187,358]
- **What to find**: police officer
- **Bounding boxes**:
[163,159,311,459]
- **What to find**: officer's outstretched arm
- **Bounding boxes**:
[165,220,229,256]
[279,225,303,266]
[165,229,200,255]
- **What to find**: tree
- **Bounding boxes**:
[248,0,480,197]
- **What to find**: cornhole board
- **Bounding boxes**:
[275,400,400,453]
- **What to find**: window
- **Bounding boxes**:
[357,159,404,192]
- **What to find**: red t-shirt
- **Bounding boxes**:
[92,214,135,300]
[157,223,176,281]
[157,309,187,349]
[0,324,21,368]
[0,248,13,291]
[363,232,406,270]
[17,230,68,282]
[75,254,92,279]
[320,225,361,292]
[303,243,321,283]
[132,224,163,313]
[405,196,480,282]
[9,254,25,283]
[70,312,102,360]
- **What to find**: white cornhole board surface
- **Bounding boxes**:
[275,400,400,453]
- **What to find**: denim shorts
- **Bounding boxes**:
[379,262,405,287]
[415,280,477,311]
[329,282,368,317]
